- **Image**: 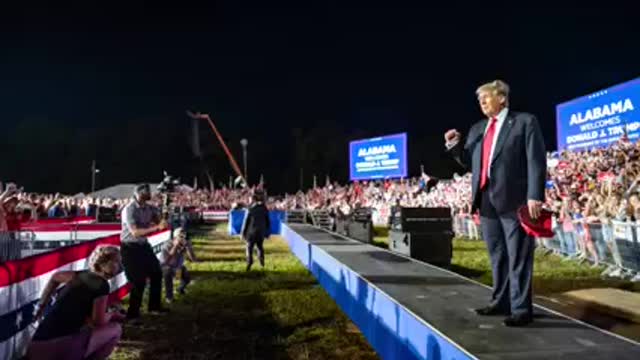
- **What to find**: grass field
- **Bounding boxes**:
[112,225,378,360]
[373,231,640,295]
[111,224,640,359]
[374,230,640,340]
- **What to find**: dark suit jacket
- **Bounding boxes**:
[241,202,271,240]
[449,110,547,214]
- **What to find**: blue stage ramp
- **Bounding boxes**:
[281,224,640,360]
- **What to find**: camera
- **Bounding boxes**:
[157,172,181,219]
[157,171,181,194]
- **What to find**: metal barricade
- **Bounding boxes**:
[610,221,640,272]
[542,220,639,275]
[5,223,89,260]
[286,209,307,224]
[19,230,36,258]
[1,231,21,262]
[551,228,578,257]
[585,223,614,265]
[450,214,638,276]
[452,214,482,240]
[453,215,465,237]
[469,217,481,240]
[1,230,36,262]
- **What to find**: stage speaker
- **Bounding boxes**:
[391,207,452,233]
[335,215,349,236]
[388,207,453,267]
[389,230,452,266]
[347,219,373,244]
[346,208,374,244]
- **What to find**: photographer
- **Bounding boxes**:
[120,184,169,323]
[27,245,124,360]
[161,228,196,303]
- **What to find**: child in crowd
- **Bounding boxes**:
[161,228,197,304]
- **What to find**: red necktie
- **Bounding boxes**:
[479,117,497,190]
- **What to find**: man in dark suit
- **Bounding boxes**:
[241,191,271,271]
[444,80,546,327]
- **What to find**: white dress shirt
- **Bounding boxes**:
[444,107,509,178]
[484,107,509,178]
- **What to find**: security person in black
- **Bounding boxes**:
[121,184,169,323]
[241,191,271,271]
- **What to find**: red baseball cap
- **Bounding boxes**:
[517,205,554,238]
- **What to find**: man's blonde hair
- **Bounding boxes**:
[476,80,510,106]
[88,245,120,272]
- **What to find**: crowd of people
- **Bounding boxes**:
[545,136,640,220]
[4,134,640,359]
[4,136,640,231]
[4,135,640,270]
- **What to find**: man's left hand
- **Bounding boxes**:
[528,200,543,220]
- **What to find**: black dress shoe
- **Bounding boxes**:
[503,314,533,327]
[475,306,511,316]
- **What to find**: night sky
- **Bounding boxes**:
[2,2,639,195]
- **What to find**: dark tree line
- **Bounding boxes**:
[1,113,463,196]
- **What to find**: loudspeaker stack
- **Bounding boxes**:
[388,207,453,267]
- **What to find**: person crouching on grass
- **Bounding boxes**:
[161,228,197,304]
[27,245,125,360]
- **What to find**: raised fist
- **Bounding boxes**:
[444,129,461,144]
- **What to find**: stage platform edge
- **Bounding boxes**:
[281,223,476,360]
[280,223,640,360]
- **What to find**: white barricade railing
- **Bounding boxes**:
[453,214,481,240]
[201,210,229,222]
[285,209,307,224]
[1,232,24,262]
[546,220,640,274]
[3,224,122,260]
[453,214,640,276]
[371,206,391,226]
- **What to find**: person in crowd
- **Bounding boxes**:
[241,190,271,271]
[571,200,588,261]
[0,183,22,261]
[120,184,169,323]
[35,196,49,219]
[581,197,602,267]
[48,199,68,218]
[388,198,402,228]
[27,245,124,360]
[17,193,39,222]
[558,197,578,258]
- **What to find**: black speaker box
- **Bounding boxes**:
[347,220,373,244]
[335,216,349,235]
[391,207,451,233]
[389,230,452,267]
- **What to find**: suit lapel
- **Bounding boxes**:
[490,111,515,165]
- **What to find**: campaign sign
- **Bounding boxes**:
[556,77,640,151]
[349,133,407,181]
